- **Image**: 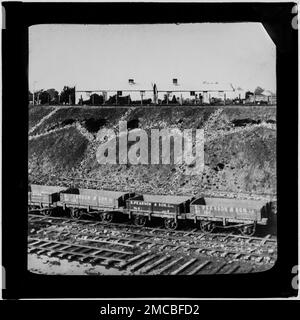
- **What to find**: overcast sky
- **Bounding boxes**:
[29,23,276,92]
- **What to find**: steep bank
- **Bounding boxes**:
[28,105,276,199]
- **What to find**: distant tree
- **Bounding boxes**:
[82,98,90,105]
[90,93,104,105]
[199,94,203,104]
[104,94,132,105]
[47,88,59,104]
[171,95,177,104]
[210,97,222,105]
[33,89,46,105]
[162,94,169,104]
[29,89,59,105]
[143,98,152,105]
[60,86,75,105]
[39,90,50,104]
[107,95,117,104]
[254,86,264,95]
[78,96,84,105]
[118,95,131,105]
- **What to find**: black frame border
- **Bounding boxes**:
[2,2,298,299]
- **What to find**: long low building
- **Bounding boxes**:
[75,78,237,105]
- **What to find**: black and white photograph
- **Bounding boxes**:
[1,0,298,303]
[27,22,278,276]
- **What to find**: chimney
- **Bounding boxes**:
[172,78,178,85]
[128,79,134,84]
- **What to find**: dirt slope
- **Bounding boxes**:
[28,105,276,198]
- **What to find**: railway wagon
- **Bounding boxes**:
[59,188,135,221]
[28,184,66,216]
[127,194,193,229]
[188,197,272,235]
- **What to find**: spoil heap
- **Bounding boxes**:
[29,105,276,199]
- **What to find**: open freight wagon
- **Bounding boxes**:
[59,188,135,221]
[28,184,66,216]
[126,194,194,229]
[188,197,272,235]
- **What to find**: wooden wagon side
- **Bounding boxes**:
[59,187,134,220]
[28,184,67,216]
[188,197,271,235]
[126,194,193,229]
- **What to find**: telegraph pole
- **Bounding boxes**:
[32,81,37,106]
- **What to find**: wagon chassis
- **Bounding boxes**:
[29,204,261,236]
[29,214,277,249]
[28,201,122,223]
[28,203,58,217]
[29,203,184,230]
[196,219,258,236]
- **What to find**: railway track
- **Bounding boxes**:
[28,237,271,275]
[28,213,277,248]
[28,214,277,274]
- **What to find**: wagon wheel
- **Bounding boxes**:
[28,205,40,213]
[164,218,178,230]
[70,208,82,220]
[134,215,147,227]
[200,221,215,233]
[95,212,103,221]
[102,212,114,223]
[42,209,52,217]
[239,223,256,236]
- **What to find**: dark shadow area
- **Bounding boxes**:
[127,119,139,129]
[266,119,276,124]
[62,119,76,126]
[84,118,107,133]
[232,118,261,127]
